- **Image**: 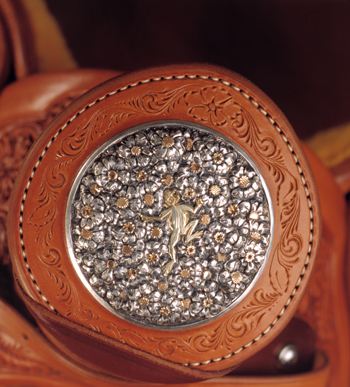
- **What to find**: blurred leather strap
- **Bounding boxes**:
[0,0,76,86]
[0,5,10,88]
[0,0,37,79]
[306,120,350,194]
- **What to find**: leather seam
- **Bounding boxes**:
[18,74,314,367]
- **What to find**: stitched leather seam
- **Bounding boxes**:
[18,74,314,367]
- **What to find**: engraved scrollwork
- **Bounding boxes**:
[121,289,278,357]
[229,107,303,294]
[111,87,193,122]
[270,185,302,294]
[27,108,114,308]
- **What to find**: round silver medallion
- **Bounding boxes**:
[67,121,273,329]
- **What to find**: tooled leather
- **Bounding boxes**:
[8,66,320,373]
[19,283,234,384]
[0,294,331,387]
[0,70,120,267]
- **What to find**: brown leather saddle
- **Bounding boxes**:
[0,2,349,387]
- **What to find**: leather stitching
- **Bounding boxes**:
[18,74,314,367]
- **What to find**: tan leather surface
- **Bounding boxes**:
[297,145,350,387]
[19,284,234,384]
[0,294,331,386]
[7,64,321,382]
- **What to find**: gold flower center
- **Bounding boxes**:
[180,269,190,279]
[116,197,129,209]
[251,232,261,240]
[185,138,193,151]
[136,170,147,181]
[209,185,221,196]
[208,103,216,111]
[183,188,195,199]
[90,183,101,196]
[151,227,162,239]
[107,259,116,269]
[147,253,159,264]
[138,297,149,307]
[186,245,196,256]
[162,174,173,186]
[214,232,225,243]
[213,152,224,164]
[217,253,227,262]
[81,228,92,240]
[160,306,170,316]
[245,252,255,262]
[143,193,155,206]
[158,282,168,291]
[162,136,174,148]
[108,170,118,181]
[122,245,133,256]
[181,299,191,310]
[198,214,210,225]
[120,290,126,298]
[190,162,201,173]
[203,298,213,307]
[128,268,137,279]
[81,205,93,218]
[123,222,135,234]
[232,272,243,284]
[131,146,141,156]
[239,175,250,188]
[228,204,239,217]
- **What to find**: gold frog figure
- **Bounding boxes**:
[141,189,203,276]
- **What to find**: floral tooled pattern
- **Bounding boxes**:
[185,87,242,127]
[0,124,42,266]
[0,97,78,267]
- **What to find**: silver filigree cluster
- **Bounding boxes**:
[69,122,272,328]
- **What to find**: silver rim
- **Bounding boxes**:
[66,121,274,330]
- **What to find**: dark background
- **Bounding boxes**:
[46,0,350,140]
